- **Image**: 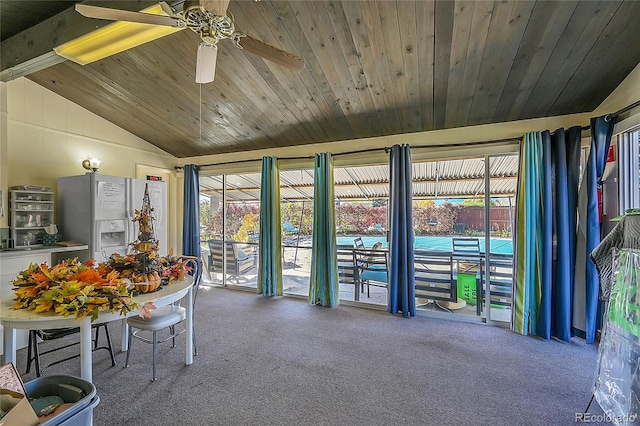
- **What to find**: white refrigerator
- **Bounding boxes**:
[58,173,167,263]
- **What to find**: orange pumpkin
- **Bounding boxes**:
[132,270,163,293]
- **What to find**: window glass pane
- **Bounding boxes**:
[484,154,517,322]
[413,157,485,317]
[200,174,224,285]
[334,164,388,304]
[280,168,314,297]
[224,173,259,288]
[199,173,260,287]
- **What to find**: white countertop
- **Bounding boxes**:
[0,245,89,259]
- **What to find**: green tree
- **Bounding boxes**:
[199,198,218,241]
[461,198,498,206]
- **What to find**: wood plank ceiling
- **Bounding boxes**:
[3,1,640,158]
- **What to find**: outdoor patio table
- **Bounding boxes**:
[1,277,194,382]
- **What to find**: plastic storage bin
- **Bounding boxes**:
[24,375,99,426]
[49,396,99,426]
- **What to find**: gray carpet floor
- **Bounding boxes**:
[16,285,609,425]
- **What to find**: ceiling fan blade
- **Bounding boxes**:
[75,4,182,27]
[159,1,179,18]
[239,35,305,72]
[196,43,218,84]
[200,0,230,16]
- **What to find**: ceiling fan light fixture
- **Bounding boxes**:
[196,43,218,84]
[54,4,183,65]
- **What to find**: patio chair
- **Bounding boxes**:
[207,239,256,281]
[371,224,385,233]
[353,243,388,299]
[25,323,116,377]
[337,247,357,299]
[452,237,481,254]
[247,230,260,243]
[354,237,365,249]
[478,255,514,312]
[414,250,458,310]
[283,222,299,234]
[452,237,482,278]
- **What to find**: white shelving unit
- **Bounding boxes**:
[10,190,55,248]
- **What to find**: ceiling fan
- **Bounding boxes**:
[73,0,306,83]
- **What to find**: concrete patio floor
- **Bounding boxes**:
[201,244,511,323]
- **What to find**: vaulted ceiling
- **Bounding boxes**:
[3,1,640,158]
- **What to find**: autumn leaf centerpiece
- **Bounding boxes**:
[12,258,136,321]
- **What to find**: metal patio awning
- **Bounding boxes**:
[199,156,518,202]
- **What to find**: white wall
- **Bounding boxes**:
[2,77,180,250]
[1,82,8,229]
[595,61,640,117]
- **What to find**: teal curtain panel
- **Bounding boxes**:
[309,153,339,307]
[258,156,283,297]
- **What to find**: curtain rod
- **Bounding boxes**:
[174,155,313,170]
[605,98,640,122]
[175,136,522,170]
[549,125,590,136]
[409,136,520,150]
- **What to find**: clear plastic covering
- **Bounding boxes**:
[592,249,640,425]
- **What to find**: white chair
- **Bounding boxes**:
[124,256,202,381]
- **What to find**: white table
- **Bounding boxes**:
[0,277,193,382]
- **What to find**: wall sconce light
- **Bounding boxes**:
[82,158,101,173]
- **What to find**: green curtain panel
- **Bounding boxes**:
[513,132,544,335]
[309,153,339,307]
[258,156,283,296]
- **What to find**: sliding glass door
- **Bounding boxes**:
[197,150,517,325]
[200,172,260,288]
[410,154,516,323]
